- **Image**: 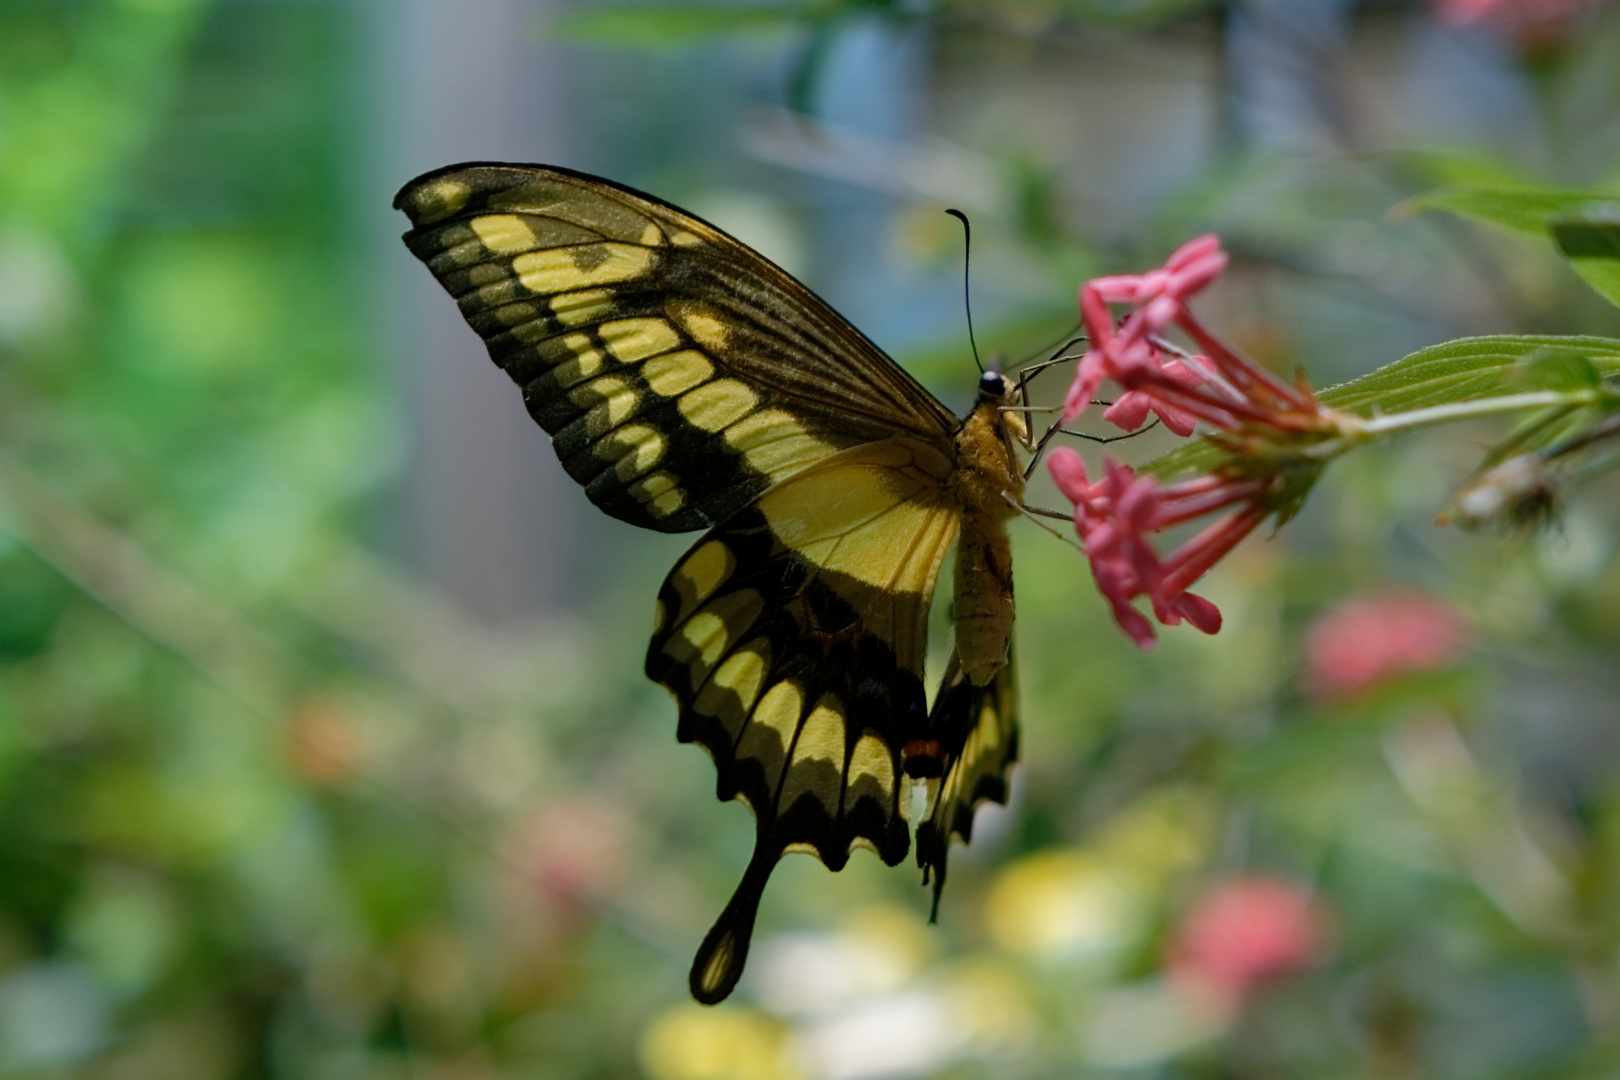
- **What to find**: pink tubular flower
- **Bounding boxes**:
[1169,878,1328,1010]
[1303,592,1469,699]
[1061,235,1229,425]
[1050,235,1351,647]
[1048,447,1257,648]
[1063,235,1329,436]
[1101,354,1215,437]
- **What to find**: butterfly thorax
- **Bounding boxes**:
[949,380,1026,686]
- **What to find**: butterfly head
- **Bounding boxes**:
[978,369,1009,401]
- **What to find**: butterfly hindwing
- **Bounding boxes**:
[393,163,959,532]
[916,644,1020,915]
[646,438,963,1002]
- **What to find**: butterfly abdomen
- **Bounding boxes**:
[950,394,1025,687]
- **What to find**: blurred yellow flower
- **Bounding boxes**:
[641,1006,805,1080]
[837,904,936,990]
[940,958,1037,1053]
[984,851,1142,960]
[1093,788,1217,888]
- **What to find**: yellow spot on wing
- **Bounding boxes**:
[677,612,729,669]
[649,488,684,517]
[742,681,803,757]
[679,379,758,433]
[631,470,686,519]
[694,641,769,736]
[850,733,895,795]
[662,591,765,688]
[414,178,470,220]
[629,470,677,500]
[439,239,485,267]
[601,318,680,363]
[643,350,713,397]
[673,305,731,350]
[513,243,654,293]
[497,302,542,330]
[568,376,638,437]
[778,698,846,811]
[550,289,614,327]
[760,458,925,542]
[551,333,609,387]
[793,700,844,765]
[474,280,522,309]
[471,214,536,254]
[594,424,665,480]
[721,409,836,479]
[674,540,736,620]
[638,222,663,245]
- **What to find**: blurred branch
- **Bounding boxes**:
[1382,713,1577,941]
[0,446,297,719]
[0,444,570,730]
[740,107,1005,212]
[0,446,687,957]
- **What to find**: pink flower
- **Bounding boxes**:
[1062,234,1335,438]
[1049,235,1352,648]
[1061,235,1229,426]
[1169,878,1328,1009]
[1101,354,1215,437]
[1048,447,1263,648]
[1303,592,1468,699]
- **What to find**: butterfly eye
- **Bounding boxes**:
[979,371,1007,397]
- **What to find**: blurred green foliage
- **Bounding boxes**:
[6,1,1620,1079]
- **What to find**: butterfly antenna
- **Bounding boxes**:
[945,208,984,374]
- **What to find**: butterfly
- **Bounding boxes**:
[394,163,1024,1004]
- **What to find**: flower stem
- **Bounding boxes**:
[1353,390,1597,437]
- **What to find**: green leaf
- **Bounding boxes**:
[1143,335,1620,479]
[1550,219,1620,309]
[546,4,806,46]
[1512,346,1602,391]
[1398,184,1618,235]
[1317,334,1620,413]
[1387,148,1536,190]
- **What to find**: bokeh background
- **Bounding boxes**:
[5,0,1620,1076]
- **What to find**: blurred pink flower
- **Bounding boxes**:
[1304,592,1468,699]
[1434,0,1608,48]
[518,793,630,911]
[1169,878,1328,1008]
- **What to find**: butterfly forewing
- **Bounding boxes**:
[393,163,959,532]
